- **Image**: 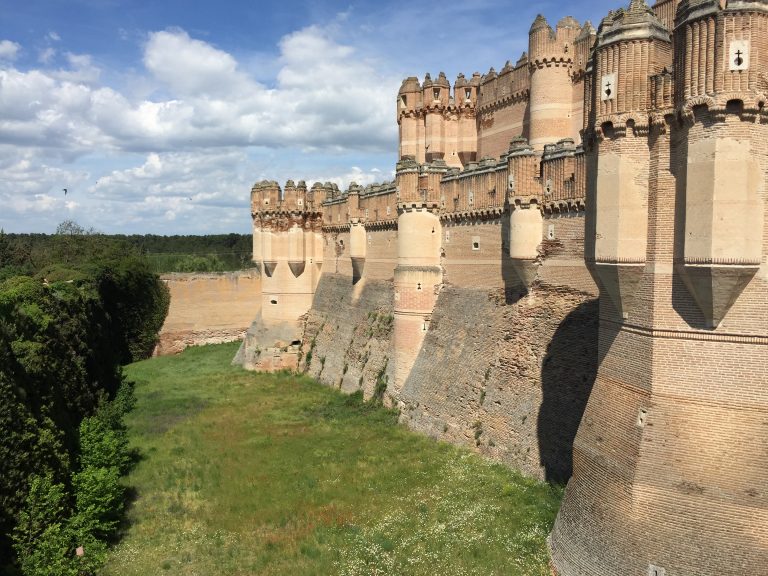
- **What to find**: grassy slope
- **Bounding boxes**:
[103,342,562,575]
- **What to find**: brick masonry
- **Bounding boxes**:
[156,271,261,355]
[240,2,768,574]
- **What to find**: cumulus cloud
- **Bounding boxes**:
[0,23,398,233]
[144,29,254,97]
[0,40,20,60]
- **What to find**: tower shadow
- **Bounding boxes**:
[537,298,599,483]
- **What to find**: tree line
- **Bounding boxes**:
[0,222,171,574]
[1,225,254,278]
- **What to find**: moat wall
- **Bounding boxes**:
[399,283,597,482]
[288,215,599,482]
[156,271,261,356]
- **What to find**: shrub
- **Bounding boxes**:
[71,466,124,540]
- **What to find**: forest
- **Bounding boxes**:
[0,222,182,574]
[1,225,253,279]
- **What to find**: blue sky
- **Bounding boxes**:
[0,0,624,234]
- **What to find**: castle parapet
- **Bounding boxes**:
[594,0,672,128]
[397,71,478,168]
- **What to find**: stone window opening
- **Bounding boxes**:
[417,283,422,291]
[472,236,480,251]
[433,88,440,101]
[400,94,407,107]
[465,88,471,101]
[270,298,278,305]
[637,408,648,428]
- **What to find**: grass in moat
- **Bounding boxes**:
[103,342,562,576]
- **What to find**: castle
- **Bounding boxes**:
[239,0,768,574]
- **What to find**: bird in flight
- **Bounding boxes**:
[63,188,68,196]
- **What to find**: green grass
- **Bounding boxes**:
[103,342,562,575]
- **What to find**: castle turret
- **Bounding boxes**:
[398,76,423,162]
[423,72,451,163]
[506,138,543,285]
[455,73,479,165]
[242,179,324,371]
[549,1,768,575]
[673,0,765,327]
[589,0,672,318]
[347,183,366,283]
[392,159,443,395]
[528,15,581,149]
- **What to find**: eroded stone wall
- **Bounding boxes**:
[299,273,394,400]
[398,282,598,482]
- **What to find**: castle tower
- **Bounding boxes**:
[528,15,581,149]
[392,158,444,395]
[454,72,479,165]
[423,72,451,163]
[347,183,367,283]
[589,0,672,318]
[549,1,768,574]
[506,138,543,286]
[243,180,324,371]
[398,76,424,162]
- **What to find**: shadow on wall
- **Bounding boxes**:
[537,298,599,484]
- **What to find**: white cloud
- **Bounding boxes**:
[144,29,255,98]
[39,47,56,64]
[0,23,399,233]
[0,40,20,61]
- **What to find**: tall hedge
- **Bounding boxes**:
[0,234,170,572]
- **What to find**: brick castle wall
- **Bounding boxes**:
[156,271,262,355]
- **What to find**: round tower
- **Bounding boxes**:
[528,15,580,149]
[550,1,768,575]
[455,73,479,166]
[391,161,443,396]
[423,72,450,163]
[398,76,423,162]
